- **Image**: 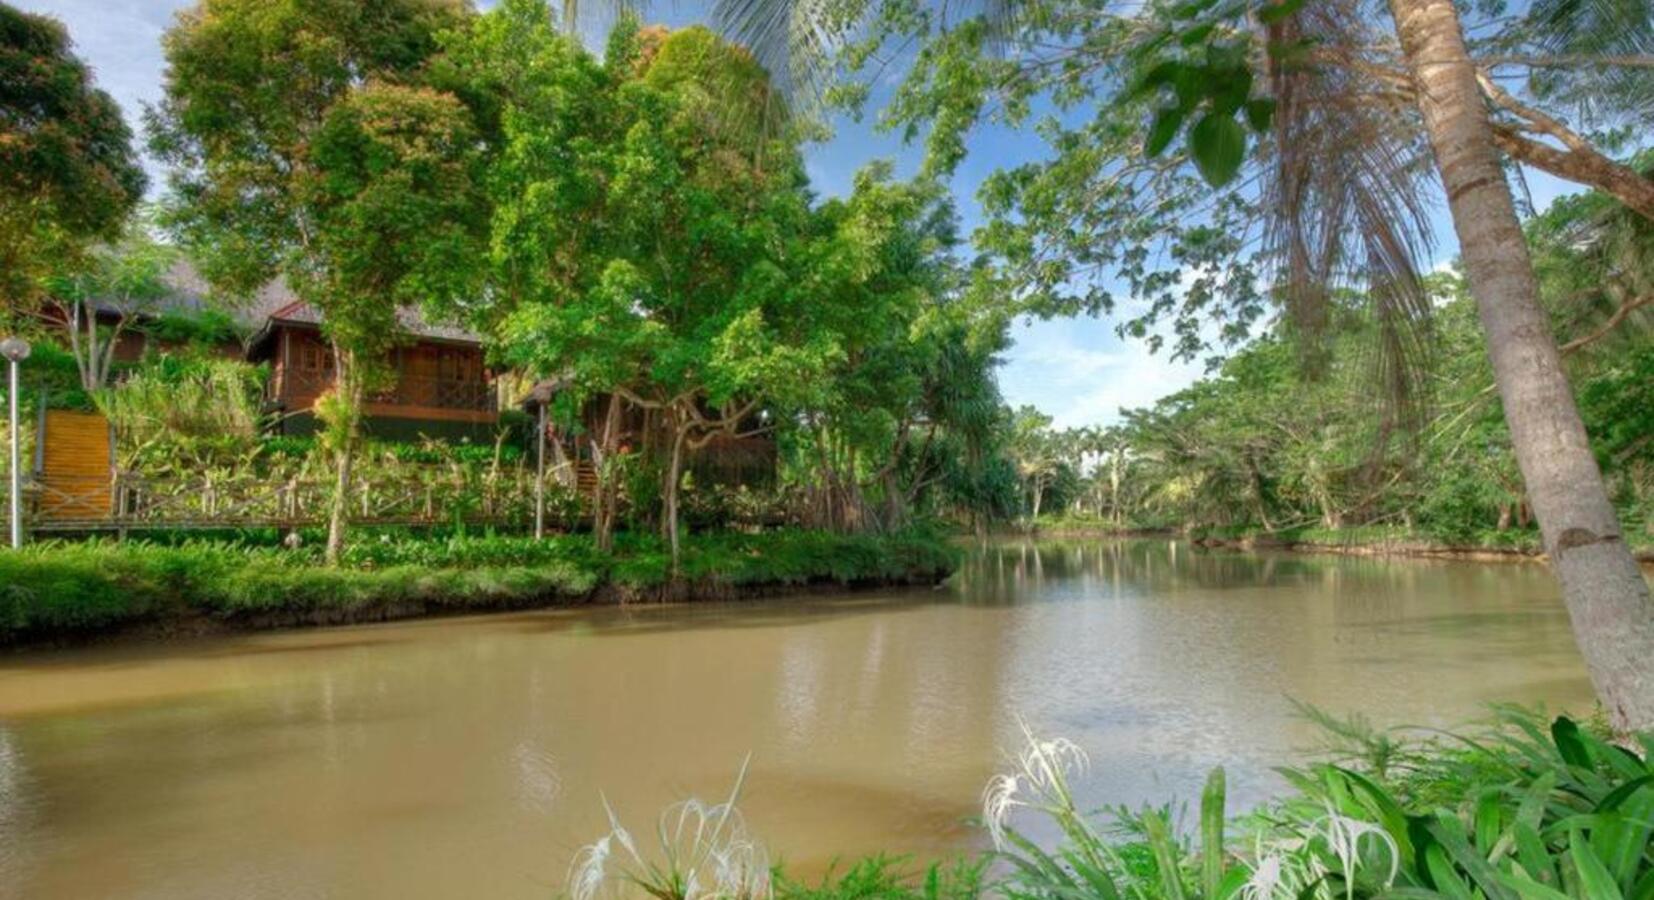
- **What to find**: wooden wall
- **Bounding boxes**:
[272,327,497,425]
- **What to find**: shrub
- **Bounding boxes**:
[972,707,1654,899]
[0,528,957,641]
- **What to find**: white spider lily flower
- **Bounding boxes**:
[601,794,641,865]
[982,720,1093,851]
[1315,805,1400,894]
[710,837,771,898]
[567,833,612,900]
[1014,718,1090,797]
[981,772,1022,850]
[569,770,772,900]
[1239,853,1286,900]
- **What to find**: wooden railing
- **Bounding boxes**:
[373,374,495,413]
[27,468,567,531]
[276,370,496,413]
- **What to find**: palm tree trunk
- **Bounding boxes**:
[1389,0,1654,730]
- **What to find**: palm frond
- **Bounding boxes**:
[1520,0,1654,131]
[1261,0,1437,433]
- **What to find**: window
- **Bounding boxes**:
[299,339,333,372]
[439,348,480,382]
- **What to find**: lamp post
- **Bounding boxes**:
[1,336,31,549]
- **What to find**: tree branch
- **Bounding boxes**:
[1475,71,1654,221]
[1559,293,1654,355]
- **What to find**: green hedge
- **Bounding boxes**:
[0,529,958,641]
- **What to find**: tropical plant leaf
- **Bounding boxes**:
[1147,106,1185,157]
[1244,97,1275,131]
[1596,786,1654,890]
[1142,810,1188,900]
[1570,824,1628,899]
[1513,821,1559,888]
[1337,766,1417,864]
[1492,869,1574,900]
[1551,717,1592,769]
[1258,0,1308,25]
[1188,112,1246,186]
[1201,766,1227,898]
[1426,813,1518,900]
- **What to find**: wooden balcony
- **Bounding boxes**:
[275,369,498,423]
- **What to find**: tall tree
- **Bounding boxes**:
[454,6,830,565]
[1386,0,1654,730]
[0,3,145,330]
[448,0,642,551]
[150,0,483,563]
[779,165,1008,533]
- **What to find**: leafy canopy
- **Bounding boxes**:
[0,2,146,323]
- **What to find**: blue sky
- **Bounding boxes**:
[16,0,1578,429]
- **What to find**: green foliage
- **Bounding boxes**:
[142,309,242,348]
[95,353,267,472]
[308,79,489,374]
[259,435,524,467]
[444,5,1016,552]
[42,211,187,394]
[0,529,957,642]
[334,532,604,570]
[0,2,145,323]
[769,707,1653,900]
[1009,237,1652,548]
[1130,14,1276,188]
[13,341,97,411]
[775,857,986,900]
[1255,708,1654,899]
[606,527,958,589]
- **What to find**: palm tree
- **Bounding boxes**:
[1385,0,1654,728]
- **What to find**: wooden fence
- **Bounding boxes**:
[25,410,570,532]
[29,468,571,532]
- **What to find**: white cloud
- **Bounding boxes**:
[998,317,1205,429]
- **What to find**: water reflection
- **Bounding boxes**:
[0,540,1596,899]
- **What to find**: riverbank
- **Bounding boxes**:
[1015,519,1654,564]
[0,529,958,646]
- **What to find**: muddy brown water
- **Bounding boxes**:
[0,540,1598,898]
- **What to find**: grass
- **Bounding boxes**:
[0,527,959,642]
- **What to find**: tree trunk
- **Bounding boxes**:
[1110,454,1123,527]
[664,421,688,574]
[882,468,905,532]
[534,402,547,540]
[592,394,622,553]
[323,347,361,566]
[1390,0,1654,730]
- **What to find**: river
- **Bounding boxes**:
[0,539,1596,898]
